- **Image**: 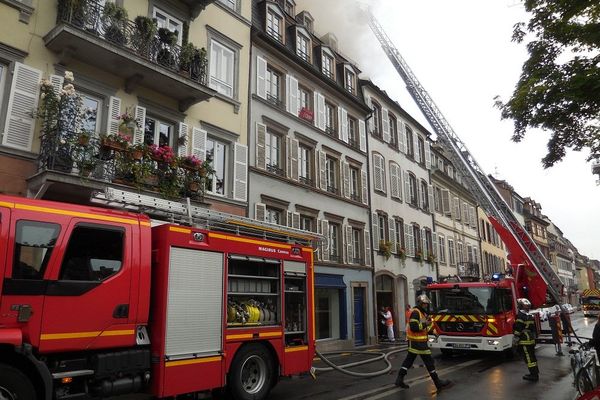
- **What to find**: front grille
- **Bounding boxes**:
[438,321,485,333]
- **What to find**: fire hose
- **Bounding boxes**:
[311,347,406,378]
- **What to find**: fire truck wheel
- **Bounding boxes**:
[0,364,37,400]
[228,344,275,400]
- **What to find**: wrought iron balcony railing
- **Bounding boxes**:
[457,262,481,278]
[299,176,313,186]
[56,0,207,85]
[266,163,285,177]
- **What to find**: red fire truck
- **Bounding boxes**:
[581,289,600,317]
[0,188,321,400]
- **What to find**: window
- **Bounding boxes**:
[349,166,360,202]
[448,238,455,265]
[153,7,183,45]
[266,66,282,105]
[60,225,124,281]
[424,229,433,258]
[144,116,173,147]
[457,241,464,264]
[266,9,283,42]
[348,116,358,149]
[300,215,314,232]
[299,86,311,111]
[434,186,442,213]
[322,53,334,79]
[389,114,397,148]
[373,153,385,192]
[209,40,235,97]
[285,0,295,16]
[408,173,418,206]
[298,144,312,185]
[324,102,336,136]
[218,0,236,10]
[438,234,447,263]
[378,214,387,244]
[345,69,355,94]
[352,228,362,263]
[413,224,421,255]
[420,180,428,211]
[296,33,310,62]
[371,101,382,136]
[265,129,283,175]
[80,92,103,134]
[394,218,404,252]
[325,156,338,194]
[266,207,283,225]
[405,126,414,158]
[206,137,227,195]
[316,287,341,339]
[329,223,341,262]
[12,221,60,279]
[417,136,425,164]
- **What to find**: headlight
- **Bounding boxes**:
[487,340,500,345]
[428,336,438,343]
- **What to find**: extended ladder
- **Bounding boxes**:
[366,10,564,304]
[92,188,324,248]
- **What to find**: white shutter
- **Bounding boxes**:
[372,212,379,250]
[287,211,293,227]
[425,140,432,169]
[177,122,189,157]
[255,122,266,169]
[191,127,207,161]
[256,55,267,99]
[133,106,146,144]
[108,96,122,136]
[313,92,319,128]
[470,206,477,227]
[339,107,348,143]
[49,74,64,97]
[364,229,371,266]
[361,169,368,205]
[417,182,423,209]
[398,169,404,201]
[389,218,397,253]
[321,220,330,262]
[2,63,41,151]
[292,212,300,229]
[422,228,428,258]
[413,131,420,163]
[359,119,366,152]
[319,150,327,190]
[286,74,298,115]
[462,202,469,225]
[398,121,407,154]
[428,185,434,214]
[233,142,248,201]
[346,225,353,264]
[405,223,414,257]
[316,219,323,261]
[290,138,299,180]
[316,92,325,130]
[442,189,451,215]
[343,161,350,199]
[255,203,266,221]
[432,232,438,259]
[390,163,399,199]
[382,107,390,142]
[452,196,460,220]
[365,95,373,132]
[373,154,383,191]
[404,170,411,203]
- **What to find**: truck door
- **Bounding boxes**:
[39,220,135,352]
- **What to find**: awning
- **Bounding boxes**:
[315,273,346,288]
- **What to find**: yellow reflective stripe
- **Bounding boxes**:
[14,203,140,225]
[409,319,420,323]
[226,333,253,340]
[0,201,15,208]
[41,329,134,340]
[469,315,479,322]
[209,232,292,249]
[100,329,135,337]
[285,346,308,353]
[259,331,282,338]
[408,347,432,355]
[487,323,498,334]
[165,356,222,367]
[170,226,191,234]
[407,334,428,340]
[442,315,451,322]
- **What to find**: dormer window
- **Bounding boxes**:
[345,68,356,94]
[266,7,284,42]
[296,28,311,62]
[322,48,335,79]
[285,0,295,16]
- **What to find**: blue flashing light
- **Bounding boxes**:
[426,276,433,284]
[492,273,501,281]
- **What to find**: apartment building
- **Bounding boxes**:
[430,145,480,280]
[360,79,435,337]
[0,0,251,215]
[478,208,508,277]
[248,0,373,350]
[546,220,577,303]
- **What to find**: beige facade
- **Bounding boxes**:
[0,0,250,215]
[477,208,508,277]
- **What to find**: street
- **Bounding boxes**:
[264,312,596,400]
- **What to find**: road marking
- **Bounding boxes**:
[336,359,482,400]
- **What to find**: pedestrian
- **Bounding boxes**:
[513,298,539,381]
[588,317,600,353]
[380,306,395,342]
[395,294,451,391]
[548,309,563,356]
[560,309,573,347]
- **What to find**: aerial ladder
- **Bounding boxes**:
[365,9,566,308]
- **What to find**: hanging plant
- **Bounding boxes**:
[379,240,393,260]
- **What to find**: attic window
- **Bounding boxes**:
[296,30,311,62]
[322,50,334,79]
[285,0,295,16]
[266,7,284,42]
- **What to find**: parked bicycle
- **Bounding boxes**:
[570,338,600,396]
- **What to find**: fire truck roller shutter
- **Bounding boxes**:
[166,248,224,358]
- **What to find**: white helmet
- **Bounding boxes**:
[416,294,431,306]
[517,298,531,310]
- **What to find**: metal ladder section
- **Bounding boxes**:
[92,188,324,248]
[366,11,564,303]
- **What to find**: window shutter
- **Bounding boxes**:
[373,154,383,192]
[428,185,434,214]
[413,131,420,163]
[390,163,399,199]
[398,121,407,154]
[343,161,350,199]
[316,92,325,130]
[133,106,146,145]
[292,212,300,229]
[49,74,64,97]
[191,127,207,161]
[470,206,477,227]
[286,74,298,115]
[256,55,267,99]
[361,169,368,205]
[359,119,366,152]
[233,142,248,201]
[432,232,438,259]
[462,202,469,225]
[425,141,431,169]
[287,210,293,227]
[290,138,299,180]
[255,122,266,169]
[372,212,379,250]
[346,225,353,264]
[404,170,410,203]
[255,203,266,221]
[364,229,371,266]
[313,92,319,128]
[422,228,427,258]
[442,189,451,215]
[177,122,189,157]
[472,246,479,265]
[417,182,423,209]
[365,95,373,133]
[108,96,122,136]
[319,150,327,190]
[398,169,404,201]
[321,220,329,262]
[2,63,41,151]
[405,223,414,257]
[341,107,349,143]
[316,219,322,261]
[382,107,390,142]
[452,196,460,220]
[389,218,396,253]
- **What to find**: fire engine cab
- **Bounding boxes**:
[0,188,321,400]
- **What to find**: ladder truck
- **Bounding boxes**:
[366,9,568,354]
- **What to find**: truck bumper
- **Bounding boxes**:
[428,334,513,352]
[583,310,600,317]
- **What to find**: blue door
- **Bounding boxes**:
[353,287,365,346]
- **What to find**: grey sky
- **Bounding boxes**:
[296,0,599,259]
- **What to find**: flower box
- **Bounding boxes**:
[131,149,144,161]
[101,138,128,151]
[299,107,314,122]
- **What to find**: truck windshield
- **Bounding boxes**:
[427,287,512,314]
[583,298,600,306]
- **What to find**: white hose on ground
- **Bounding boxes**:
[312,347,406,378]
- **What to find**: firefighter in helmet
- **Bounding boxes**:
[513,298,539,381]
[395,294,452,391]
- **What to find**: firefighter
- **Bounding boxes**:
[513,298,539,381]
[395,294,452,391]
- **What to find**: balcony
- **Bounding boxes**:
[457,262,481,279]
[45,0,216,112]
